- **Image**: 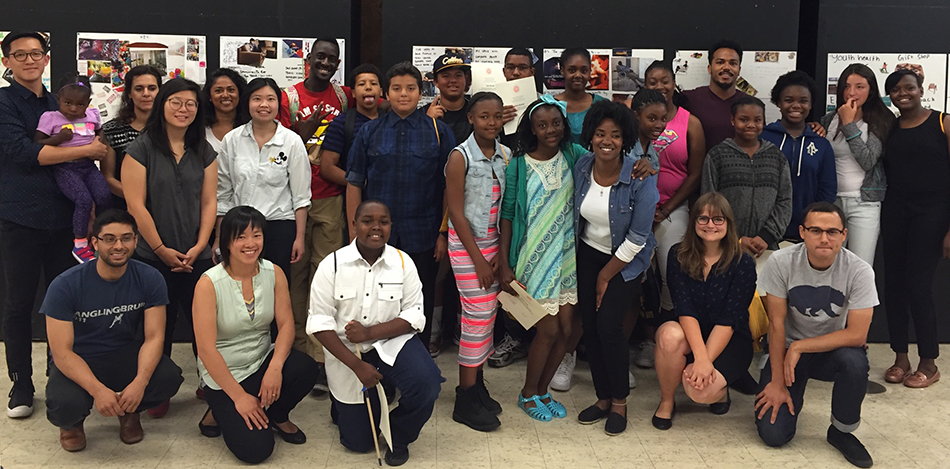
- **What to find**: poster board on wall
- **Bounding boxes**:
[0,31,52,90]
[674,50,797,123]
[77,32,207,123]
[219,37,346,89]
[825,53,947,114]
[542,48,663,100]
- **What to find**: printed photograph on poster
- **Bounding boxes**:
[412,45,508,104]
[608,49,664,94]
[220,37,346,89]
[543,48,614,97]
[826,53,947,114]
[674,50,797,122]
[0,32,52,90]
[77,33,207,123]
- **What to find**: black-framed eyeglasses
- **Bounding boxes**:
[504,64,532,73]
[802,226,845,237]
[94,234,136,245]
[696,216,726,226]
[10,50,46,62]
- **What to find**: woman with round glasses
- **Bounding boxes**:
[651,192,756,430]
[123,78,218,416]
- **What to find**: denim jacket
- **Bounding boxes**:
[446,134,510,238]
[574,152,659,282]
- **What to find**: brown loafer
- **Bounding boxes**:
[60,423,87,452]
[119,412,144,444]
[884,365,911,383]
[903,370,940,389]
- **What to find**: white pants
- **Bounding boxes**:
[835,196,881,266]
[654,205,690,311]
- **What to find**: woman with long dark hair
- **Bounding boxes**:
[100,65,162,209]
[203,68,247,153]
[819,64,894,265]
[122,78,218,415]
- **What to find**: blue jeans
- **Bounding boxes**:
[756,347,868,447]
[333,338,443,452]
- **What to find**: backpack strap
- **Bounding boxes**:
[286,85,301,128]
[432,116,440,145]
[941,112,946,134]
[332,83,348,111]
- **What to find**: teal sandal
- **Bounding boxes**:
[539,393,566,418]
[518,394,553,422]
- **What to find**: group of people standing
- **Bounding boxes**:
[1,29,948,469]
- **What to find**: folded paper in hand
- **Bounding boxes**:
[497,281,549,329]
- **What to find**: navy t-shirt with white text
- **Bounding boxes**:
[41,259,168,360]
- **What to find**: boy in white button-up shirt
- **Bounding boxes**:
[307,200,443,466]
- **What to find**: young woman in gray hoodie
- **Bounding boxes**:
[701,96,792,258]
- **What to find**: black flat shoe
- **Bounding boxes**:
[652,403,676,431]
[577,404,610,424]
[198,408,220,438]
[604,407,627,436]
[709,389,731,415]
[271,422,307,444]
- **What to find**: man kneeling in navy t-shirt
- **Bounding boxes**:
[42,210,183,452]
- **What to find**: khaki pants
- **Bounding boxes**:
[290,194,345,362]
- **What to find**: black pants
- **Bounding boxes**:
[137,256,215,357]
[204,348,317,464]
[577,241,639,401]
[332,341,443,452]
[881,196,950,359]
[406,248,438,347]
[46,341,183,429]
[263,219,296,284]
[0,220,74,383]
[756,347,868,447]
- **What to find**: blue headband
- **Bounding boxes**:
[528,94,568,120]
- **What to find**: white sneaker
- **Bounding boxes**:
[635,340,656,369]
[628,370,637,389]
[550,352,576,391]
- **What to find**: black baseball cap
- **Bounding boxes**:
[432,53,471,75]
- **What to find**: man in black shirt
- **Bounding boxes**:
[425,53,472,144]
[0,31,108,419]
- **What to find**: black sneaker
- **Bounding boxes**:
[311,362,329,398]
[487,334,527,368]
[827,425,873,468]
[7,381,34,419]
[385,446,410,466]
[452,386,500,432]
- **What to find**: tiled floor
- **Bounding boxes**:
[1,343,948,468]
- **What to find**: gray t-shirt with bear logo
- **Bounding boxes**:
[759,243,879,347]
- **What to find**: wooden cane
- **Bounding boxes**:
[354,348,382,466]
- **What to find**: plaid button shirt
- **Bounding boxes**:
[346,108,455,253]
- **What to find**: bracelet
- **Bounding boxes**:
[845,130,863,141]
[153,243,164,251]
[659,207,670,218]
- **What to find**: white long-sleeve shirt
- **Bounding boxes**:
[216,121,311,220]
[306,240,425,404]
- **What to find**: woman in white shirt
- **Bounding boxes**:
[216,77,311,280]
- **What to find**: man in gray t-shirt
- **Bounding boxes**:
[754,202,878,469]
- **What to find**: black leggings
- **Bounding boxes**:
[204,348,317,464]
[137,256,214,357]
[881,196,950,359]
[577,241,639,401]
[263,219,296,284]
